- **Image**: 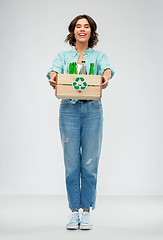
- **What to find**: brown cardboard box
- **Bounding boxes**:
[55,74,102,100]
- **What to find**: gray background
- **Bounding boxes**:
[0,0,162,195]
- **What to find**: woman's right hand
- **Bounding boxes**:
[49,73,57,89]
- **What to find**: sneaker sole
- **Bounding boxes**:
[80,225,92,230]
[66,224,79,230]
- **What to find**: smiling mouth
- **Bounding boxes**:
[78,33,87,37]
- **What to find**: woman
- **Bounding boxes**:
[47,14,114,230]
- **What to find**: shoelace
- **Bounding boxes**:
[68,213,79,224]
[80,213,90,224]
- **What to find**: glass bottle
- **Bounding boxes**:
[79,61,87,75]
[73,62,77,74]
[69,63,72,74]
[64,63,69,74]
[89,63,94,75]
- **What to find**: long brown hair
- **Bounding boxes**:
[65,15,99,48]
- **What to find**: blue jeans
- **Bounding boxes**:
[59,99,103,211]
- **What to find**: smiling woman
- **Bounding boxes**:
[75,19,91,44]
[47,14,115,230]
[65,14,99,49]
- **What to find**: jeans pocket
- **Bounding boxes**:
[89,100,102,108]
[60,99,71,108]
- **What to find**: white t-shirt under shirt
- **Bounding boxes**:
[77,64,81,74]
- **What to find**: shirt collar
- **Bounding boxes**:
[72,47,93,57]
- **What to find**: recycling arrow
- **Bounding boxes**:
[72,77,88,91]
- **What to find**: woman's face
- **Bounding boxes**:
[74,18,91,45]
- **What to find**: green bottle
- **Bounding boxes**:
[74,62,77,74]
[69,63,72,74]
[89,63,94,75]
[73,62,77,74]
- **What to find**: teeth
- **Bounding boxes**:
[79,34,86,36]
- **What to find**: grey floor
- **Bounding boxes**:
[0,195,163,240]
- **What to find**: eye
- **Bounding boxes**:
[84,25,90,28]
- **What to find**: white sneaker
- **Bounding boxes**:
[66,212,79,230]
[80,212,92,230]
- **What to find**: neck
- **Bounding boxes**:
[75,41,89,54]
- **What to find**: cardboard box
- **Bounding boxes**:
[55,74,102,100]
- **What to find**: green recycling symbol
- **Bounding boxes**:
[72,77,88,91]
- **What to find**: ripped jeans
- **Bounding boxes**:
[59,99,103,211]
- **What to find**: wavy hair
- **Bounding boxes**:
[65,15,99,48]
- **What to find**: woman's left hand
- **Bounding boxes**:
[102,76,109,89]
